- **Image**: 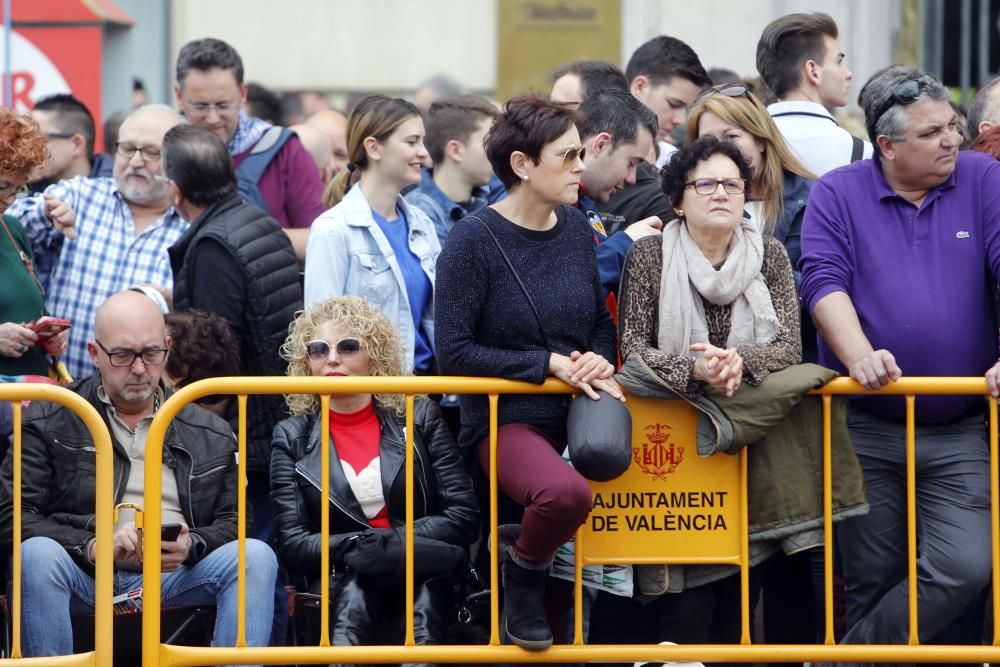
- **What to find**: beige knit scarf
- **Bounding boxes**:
[657,218,779,357]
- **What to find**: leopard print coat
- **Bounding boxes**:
[618,233,802,398]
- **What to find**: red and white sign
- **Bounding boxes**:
[0,29,71,112]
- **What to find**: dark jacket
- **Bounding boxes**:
[772,171,817,362]
[616,355,867,593]
[0,373,241,574]
[169,193,303,469]
[269,398,478,577]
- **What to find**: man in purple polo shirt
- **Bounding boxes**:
[800,66,999,654]
[174,38,325,263]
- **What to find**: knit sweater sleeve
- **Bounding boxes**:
[434,220,550,383]
[737,237,802,384]
[618,236,700,396]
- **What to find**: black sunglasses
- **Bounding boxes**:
[868,78,924,137]
[690,84,750,110]
[305,338,363,361]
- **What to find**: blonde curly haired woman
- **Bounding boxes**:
[269,296,477,655]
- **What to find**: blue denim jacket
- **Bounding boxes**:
[304,185,441,372]
[404,169,487,247]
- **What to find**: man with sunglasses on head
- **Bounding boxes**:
[757,12,873,176]
[0,289,278,658]
[800,66,998,656]
[8,104,188,381]
[174,37,325,263]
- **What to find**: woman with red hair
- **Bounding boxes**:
[0,108,68,376]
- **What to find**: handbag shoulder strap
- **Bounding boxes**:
[0,215,44,297]
[470,213,549,345]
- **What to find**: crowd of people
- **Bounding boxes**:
[0,10,998,667]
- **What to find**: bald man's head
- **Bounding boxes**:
[290,123,332,173]
[306,109,349,175]
[89,291,171,413]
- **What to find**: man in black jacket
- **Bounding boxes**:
[164,124,302,544]
[0,290,277,657]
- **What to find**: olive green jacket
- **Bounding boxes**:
[616,355,868,594]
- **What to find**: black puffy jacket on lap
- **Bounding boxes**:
[269,397,478,578]
[0,373,242,574]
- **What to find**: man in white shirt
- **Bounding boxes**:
[756,12,873,175]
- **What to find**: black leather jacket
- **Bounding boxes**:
[270,397,478,577]
[0,374,242,574]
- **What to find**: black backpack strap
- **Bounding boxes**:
[850,135,864,163]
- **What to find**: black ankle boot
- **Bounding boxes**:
[502,549,553,650]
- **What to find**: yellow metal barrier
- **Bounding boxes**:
[141,375,1000,665]
[0,384,115,667]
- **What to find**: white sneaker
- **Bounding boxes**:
[634,641,706,667]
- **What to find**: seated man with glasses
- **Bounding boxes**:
[0,289,278,657]
[7,104,189,381]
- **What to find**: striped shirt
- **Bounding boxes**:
[9,177,187,379]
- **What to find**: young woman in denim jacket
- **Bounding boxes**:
[304,96,440,373]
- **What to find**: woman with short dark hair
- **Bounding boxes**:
[434,95,621,650]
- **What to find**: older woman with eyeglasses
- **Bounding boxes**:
[686,83,818,364]
[616,136,868,650]
[270,296,477,654]
[435,95,620,650]
[0,108,69,377]
[620,135,801,401]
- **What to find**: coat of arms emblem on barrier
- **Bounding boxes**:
[634,423,684,481]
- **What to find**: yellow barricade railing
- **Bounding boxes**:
[0,384,114,667]
[140,375,1000,666]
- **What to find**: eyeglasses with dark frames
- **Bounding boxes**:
[689,84,750,110]
[684,178,748,196]
[541,146,586,168]
[115,142,162,162]
[95,339,169,367]
[0,181,28,199]
[305,338,364,362]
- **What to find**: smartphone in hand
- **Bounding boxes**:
[161,523,183,542]
[30,316,71,340]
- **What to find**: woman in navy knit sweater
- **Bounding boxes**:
[434,96,622,650]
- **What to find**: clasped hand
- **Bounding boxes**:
[691,343,743,397]
[549,351,624,401]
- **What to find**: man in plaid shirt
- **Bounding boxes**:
[10,105,187,380]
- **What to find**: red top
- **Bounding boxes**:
[329,401,389,528]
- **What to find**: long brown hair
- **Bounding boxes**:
[687,90,813,234]
[323,95,420,207]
